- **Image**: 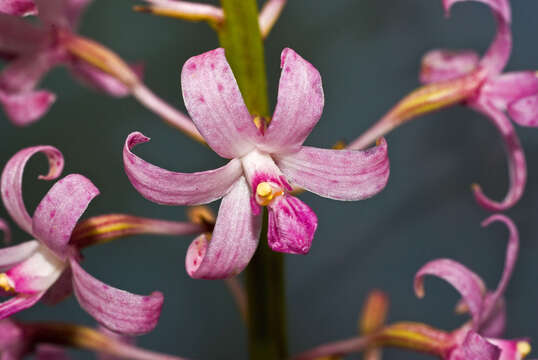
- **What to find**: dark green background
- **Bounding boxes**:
[1,1,537,359]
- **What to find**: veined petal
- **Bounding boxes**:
[470,100,526,211]
[461,332,501,360]
[69,60,143,97]
[260,48,324,155]
[70,258,164,335]
[0,292,44,320]
[181,48,259,158]
[0,0,37,16]
[0,240,39,272]
[41,267,72,305]
[267,195,317,255]
[276,139,389,201]
[414,258,485,327]
[480,72,538,110]
[480,215,518,323]
[32,174,99,257]
[123,132,243,205]
[186,177,261,279]
[0,14,44,54]
[0,89,56,126]
[0,219,10,244]
[1,145,64,235]
[420,49,479,84]
[508,95,538,127]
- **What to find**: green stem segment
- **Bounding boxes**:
[217,1,287,358]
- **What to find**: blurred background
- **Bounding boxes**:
[1,1,537,359]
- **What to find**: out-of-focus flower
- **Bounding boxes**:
[124,47,390,279]
[349,0,537,212]
[0,0,36,16]
[0,0,143,126]
[0,146,165,335]
[294,215,532,360]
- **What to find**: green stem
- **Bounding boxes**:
[216,1,287,358]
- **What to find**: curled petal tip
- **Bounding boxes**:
[480,214,513,228]
[126,132,151,149]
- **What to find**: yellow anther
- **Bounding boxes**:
[0,273,14,292]
[517,341,531,358]
[255,182,283,206]
[256,182,272,198]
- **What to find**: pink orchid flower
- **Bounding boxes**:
[0,0,142,126]
[0,0,36,16]
[0,146,163,335]
[415,215,531,360]
[124,47,390,279]
[419,0,538,211]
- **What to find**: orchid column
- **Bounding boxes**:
[217,0,287,358]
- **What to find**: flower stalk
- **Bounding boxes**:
[216,0,286,357]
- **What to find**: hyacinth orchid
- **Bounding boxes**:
[124,47,390,279]
[0,0,143,126]
[0,146,166,335]
[294,215,532,360]
[0,0,36,16]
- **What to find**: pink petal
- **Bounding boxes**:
[0,90,56,126]
[36,345,70,360]
[414,258,485,327]
[1,145,64,235]
[420,49,479,84]
[70,258,164,335]
[260,48,324,155]
[64,0,92,29]
[508,95,538,127]
[470,100,526,211]
[41,267,72,305]
[0,0,37,16]
[0,240,39,272]
[0,218,10,244]
[69,60,143,97]
[267,195,317,255]
[461,332,501,360]
[123,132,243,205]
[0,319,27,358]
[186,177,261,279]
[479,215,518,323]
[444,0,511,75]
[480,72,538,110]
[276,139,389,201]
[0,14,44,54]
[34,0,70,27]
[181,48,259,159]
[480,298,506,338]
[32,174,99,258]
[97,326,135,360]
[0,292,44,319]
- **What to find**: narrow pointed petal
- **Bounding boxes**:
[70,259,163,335]
[0,14,44,54]
[276,139,389,201]
[32,174,99,257]
[480,299,506,338]
[508,95,538,127]
[420,49,479,83]
[480,72,538,110]
[181,48,259,158]
[267,195,317,254]
[470,100,526,211]
[480,215,518,322]
[0,0,37,16]
[462,332,501,360]
[0,292,44,319]
[414,258,485,327]
[0,240,39,272]
[0,219,10,244]
[0,90,56,126]
[41,267,72,305]
[443,0,510,26]
[260,48,324,154]
[1,146,64,235]
[186,177,262,279]
[36,345,71,360]
[34,0,70,27]
[124,132,242,205]
[69,60,143,97]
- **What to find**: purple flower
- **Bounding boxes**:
[0,0,143,126]
[0,146,163,335]
[124,47,390,279]
[415,214,530,359]
[419,0,538,211]
[0,0,36,16]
